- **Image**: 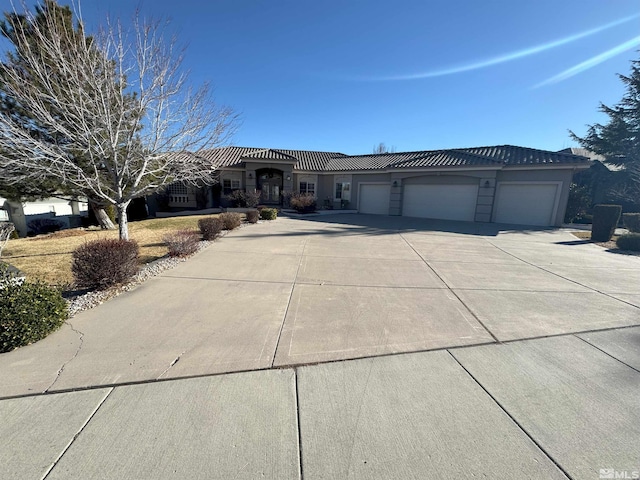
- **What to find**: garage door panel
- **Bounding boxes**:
[494,183,558,226]
[402,185,478,221]
[359,184,390,215]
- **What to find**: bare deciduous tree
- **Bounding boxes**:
[373,142,396,154]
[0,1,238,239]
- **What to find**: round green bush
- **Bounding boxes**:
[260,208,277,220]
[616,233,640,252]
[1,281,68,353]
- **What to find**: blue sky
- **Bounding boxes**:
[5,0,640,154]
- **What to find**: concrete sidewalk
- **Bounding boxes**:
[1,214,639,478]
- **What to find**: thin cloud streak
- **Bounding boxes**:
[534,36,640,88]
[347,13,639,81]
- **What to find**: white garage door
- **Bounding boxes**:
[494,183,559,226]
[359,184,390,215]
[402,184,478,221]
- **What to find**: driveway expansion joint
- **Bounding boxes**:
[44,321,85,394]
[41,387,114,480]
[488,241,640,310]
[446,350,574,480]
[271,237,309,368]
[574,334,640,374]
[398,232,501,344]
[293,368,304,480]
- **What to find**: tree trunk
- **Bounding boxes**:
[90,202,115,230]
[117,203,130,240]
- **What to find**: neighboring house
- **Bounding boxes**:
[0,196,88,237]
[152,144,591,227]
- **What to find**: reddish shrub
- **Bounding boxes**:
[219,212,242,230]
[72,239,139,289]
[163,230,200,257]
[198,217,224,240]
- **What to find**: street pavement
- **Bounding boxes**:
[1,214,639,479]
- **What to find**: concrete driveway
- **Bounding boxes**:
[2,214,639,479]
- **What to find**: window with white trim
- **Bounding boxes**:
[168,183,188,195]
[223,179,241,195]
[335,181,351,201]
[299,181,315,195]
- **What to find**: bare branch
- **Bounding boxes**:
[0,1,238,239]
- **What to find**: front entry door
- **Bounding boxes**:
[257,169,283,204]
[261,182,280,203]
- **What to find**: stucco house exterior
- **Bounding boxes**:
[0,196,88,237]
[154,144,591,227]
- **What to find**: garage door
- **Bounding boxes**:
[359,184,390,215]
[402,184,478,221]
[494,183,559,226]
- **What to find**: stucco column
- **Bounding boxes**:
[245,170,257,192]
[389,177,403,216]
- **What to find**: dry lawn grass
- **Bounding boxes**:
[571,230,619,249]
[2,214,220,286]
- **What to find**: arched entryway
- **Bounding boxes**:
[256,168,283,205]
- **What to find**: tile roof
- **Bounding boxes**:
[193,147,346,170]
[460,145,590,166]
[242,149,297,161]
[323,149,504,171]
[194,144,590,172]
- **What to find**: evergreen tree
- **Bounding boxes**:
[571,56,640,205]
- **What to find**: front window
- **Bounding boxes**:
[299,181,315,195]
[223,179,241,195]
[168,183,188,195]
[335,182,343,200]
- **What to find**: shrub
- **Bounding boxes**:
[72,239,139,289]
[27,218,64,236]
[198,217,224,240]
[622,213,640,233]
[245,190,262,208]
[1,280,68,353]
[225,190,247,208]
[163,229,200,257]
[591,204,622,242]
[225,190,262,208]
[260,208,277,220]
[289,193,316,213]
[219,212,242,230]
[246,210,259,223]
[616,233,640,251]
